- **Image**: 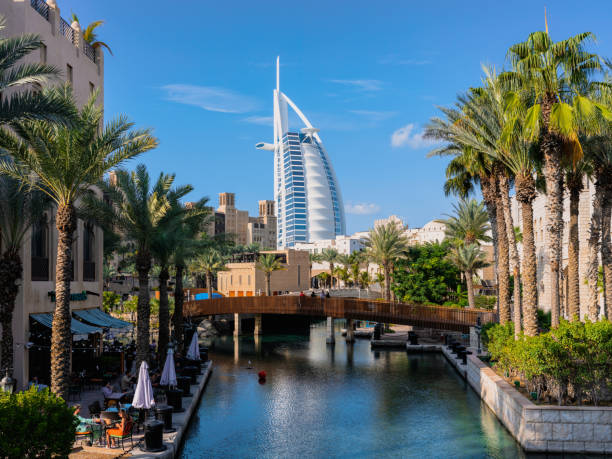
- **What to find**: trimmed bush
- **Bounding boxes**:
[0,387,77,458]
[485,319,612,405]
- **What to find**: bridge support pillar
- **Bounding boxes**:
[233,313,242,336]
[254,314,263,335]
[326,317,335,344]
[345,319,355,342]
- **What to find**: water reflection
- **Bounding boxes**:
[181,321,524,458]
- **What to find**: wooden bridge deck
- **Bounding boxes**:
[184,296,497,333]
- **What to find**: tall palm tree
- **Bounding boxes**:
[0,94,157,398]
[0,175,50,374]
[320,248,339,289]
[359,271,371,290]
[365,222,409,302]
[448,244,490,309]
[0,17,73,124]
[172,200,211,352]
[502,30,606,327]
[192,249,226,301]
[151,186,200,359]
[257,254,285,296]
[85,165,176,374]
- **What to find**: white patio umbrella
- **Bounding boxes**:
[132,361,156,409]
[186,332,200,361]
[160,349,177,387]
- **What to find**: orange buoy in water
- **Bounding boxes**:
[258,370,266,379]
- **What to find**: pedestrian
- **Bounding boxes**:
[299,291,305,298]
[320,290,325,300]
[325,291,330,298]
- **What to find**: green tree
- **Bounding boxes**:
[392,242,461,304]
[102,291,120,313]
[192,249,227,301]
[0,18,73,124]
[257,254,285,296]
[0,93,156,399]
[320,248,339,289]
[502,30,607,327]
[0,177,50,374]
[447,244,490,308]
[70,14,112,55]
[365,221,410,301]
[438,198,491,245]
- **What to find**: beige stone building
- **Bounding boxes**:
[0,0,106,389]
[217,249,310,296]
[207,193,277,249]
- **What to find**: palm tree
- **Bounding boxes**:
[0,93,157,398]
[172,200,211,352]
[365,222,409,302]
[151,186,199,359]
[0,176,50,374]
[257,254,285,296]
[192,249,226,301]
[502,31,606,327]
[359,271,371,290]
[84,165,176,375]
[320,248,339,289]
[70,14,112,55]
[0,18,73,124]
[448,244,490,309]
[438,198,491,245]
[317,272,330,289]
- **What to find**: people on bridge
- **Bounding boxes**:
[325,291,330,299]
[299,291,305,298]
[320,290,326,300]
[310,291,316,298]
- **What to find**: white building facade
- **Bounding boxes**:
[256,57,346,248]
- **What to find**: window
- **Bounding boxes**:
[83,223,96,281]
[89,82,95,94]
[40,44,47,64]
[66,64,73,85]
[31,216,49,281]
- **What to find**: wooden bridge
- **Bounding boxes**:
[184,296,497,333]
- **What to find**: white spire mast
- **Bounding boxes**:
[276,56,280,92]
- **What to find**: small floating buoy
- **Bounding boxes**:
[258,370,267,383]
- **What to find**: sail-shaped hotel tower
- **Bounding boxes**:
[256,57,346,248]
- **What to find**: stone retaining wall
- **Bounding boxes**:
[465,353,612,454]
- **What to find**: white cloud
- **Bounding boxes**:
[390,123,433,149]
[349,110,396,122]
[243,115,273,126]
[329,79,383,91]
[345,202,381,215]
[161,84,258,114]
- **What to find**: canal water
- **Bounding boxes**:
[180,321,524,458]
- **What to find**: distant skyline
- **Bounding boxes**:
[56,0,612,233]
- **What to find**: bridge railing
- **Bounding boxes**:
[184,296,497,332]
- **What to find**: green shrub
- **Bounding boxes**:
[485,319,612,405]
[537,309,551,331]
[474,295,496,310]
[0,387,77,458]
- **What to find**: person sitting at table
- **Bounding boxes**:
[120,371,132,392]
[105,409,132,449]
[101,382,113,399]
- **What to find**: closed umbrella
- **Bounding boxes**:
[186,332,200,361]
[132,361,156,409]
[160,349,177,387]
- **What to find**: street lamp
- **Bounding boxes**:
[475,316,482,354]
[0,370,15,394]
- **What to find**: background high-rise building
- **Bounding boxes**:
[256,57,346,248]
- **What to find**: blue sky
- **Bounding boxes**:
[59,0,612,233]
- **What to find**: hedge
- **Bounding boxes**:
[484,319,612,406]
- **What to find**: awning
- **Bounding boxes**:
[30,313,102,340]
[73,308,133,331]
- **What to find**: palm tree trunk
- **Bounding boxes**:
[493,173,511,324]
[567,177,582,320]
[466,269,475,308]
[0,251,22,374]
[135,251,151,366]
[206,271,213,299]
[173,264,184,352]
[157,266,170,361]
[480,177,499,314]
[602,184,612,319]
[51,204,76,399]
[329,262,334,289]
[499,174,522,336]
[383,263,391,302]
[541,94,563,327]
[586,177,604,321]
[266,272,271,296]
[515,173,538,336]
